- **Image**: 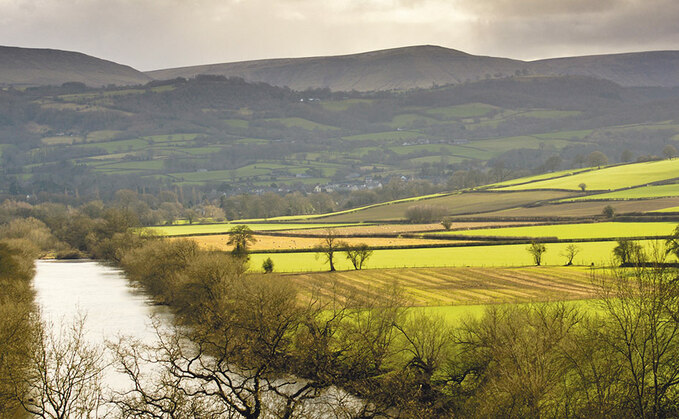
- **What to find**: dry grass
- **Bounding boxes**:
[277,221,546,236]
[277,266,601,307]
[181,234,460,251]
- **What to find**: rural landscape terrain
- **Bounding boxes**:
[3,43,679,417]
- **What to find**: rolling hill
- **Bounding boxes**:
[147,45,679,91]
[0,45,151,88]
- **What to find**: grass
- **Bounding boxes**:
[248,240,653,273]
[264,117,339,131]
[498,159,679,191]
[424,103,498,119]
[562,184,679,201]
[319,191,575,222]
[471,197,679,218]
[437,222,678,240]
[341,131,422,142]
[76,138,148,153]
[320,98,374,111]
[148,223,365,236]
[487,168,593,189]
[187,234,457,252]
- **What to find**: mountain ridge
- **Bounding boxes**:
[3,44,679,91]
[0,45,151,88]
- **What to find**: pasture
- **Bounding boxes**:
[438,221,678,240]
[497,159,679,191]
[247,240,656,273]
[320,190,575,222]
[563,184,679,201]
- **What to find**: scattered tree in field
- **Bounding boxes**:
[262,257,274,273]
[613,239,644,265]
[441,218,453,230]
[227,225,256,258]
[561,244,580,266]
[405,204,447,223]
[587,151,608,168]
[602,205,615,219]
[315,229,346,271]
[527,241,547,266]
[665,225,679,261]
[579,183,587,192]
[663,144,678,160]
[346,243,373,270]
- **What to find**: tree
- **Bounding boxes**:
[405,205,447,223]
[663,144,678,160]
[613,239,644,265]
[227,225,256,259]
[666,225,679,261]
[587,151,608,168]
[441,218,453,231]
[346,243,373,270]
[593,248,679,418]
[621,149,634,162]
[527,242,547,266]
[14,316,105,418]
[262,257,274,273]
[561,244,580,266]
[315,229,345,271]
[579,183,587,192]
[602,205,615,219]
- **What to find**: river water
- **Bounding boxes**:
[33,259,172,398]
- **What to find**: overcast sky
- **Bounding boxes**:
[2,0,679,71]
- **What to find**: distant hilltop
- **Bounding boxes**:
[0,45,151,88]
[4,44,679,90]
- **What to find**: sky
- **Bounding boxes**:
[2,0,679,71]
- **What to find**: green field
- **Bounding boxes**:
[486,167,593,189]
[497,159,679,191]
[264,117,338,131]
[148,222,365,236]
[424,103,499,119]
[319,191,574,222]
[248,240,657,273]
[563,184,679,201]
[438,222,678,240]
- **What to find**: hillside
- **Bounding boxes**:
[147,45,679,91]
[146,45,530,91]
[536,51,679,88]
[0,46,151,88]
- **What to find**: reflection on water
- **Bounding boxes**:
[33,259,172,394]
[34,260,170,343]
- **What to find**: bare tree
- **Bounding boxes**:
[13,315,106,419]
[345,243,373,270]
[527,242,547,266]
[561,244,580,266]
[315,229,346,272]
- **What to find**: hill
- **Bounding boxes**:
[0,46,151,88]
[536,51,679,88]
[147,45,679,91]
[146,45,530,91]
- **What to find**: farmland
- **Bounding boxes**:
[438,221,678,240]
[147,222,367,236]
[282,266,600,306]
[494,159,679,191]
[247,240,658,273]
[319,190,576,222]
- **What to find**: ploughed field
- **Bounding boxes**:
[282,266,600,306]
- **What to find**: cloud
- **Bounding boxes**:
[1,0,679,69]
